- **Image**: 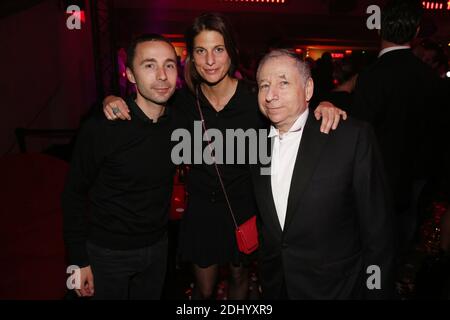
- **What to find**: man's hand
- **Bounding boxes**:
[75,265,95,297]
[314,101,347,134]
[103,95,131,120]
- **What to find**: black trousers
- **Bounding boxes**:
[396,179,427,258]
[86,236,168,300]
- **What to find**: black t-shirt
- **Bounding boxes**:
[62,98,176,267]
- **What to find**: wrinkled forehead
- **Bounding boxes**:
[257,55,297,81]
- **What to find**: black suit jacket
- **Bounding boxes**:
[352,49,442,211]
[252,111,395,299]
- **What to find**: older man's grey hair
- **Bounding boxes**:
[256,49,311,86]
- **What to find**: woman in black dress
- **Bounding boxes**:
[175,13,263,299]
[103,13,346,299]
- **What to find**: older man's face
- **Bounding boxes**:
[257,55,313,133]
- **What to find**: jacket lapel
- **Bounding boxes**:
[283,111,329,233]
[257,136,284,236]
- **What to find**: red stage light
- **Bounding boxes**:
[422,1,450,10]
[331,53,344,59]
[68,9,85,23]
[81,10,85,23]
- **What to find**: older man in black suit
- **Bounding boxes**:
[252,49,395,299]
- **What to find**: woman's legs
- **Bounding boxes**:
[192,263,249,300]
[192,264,219,299]
[228,263,249,300]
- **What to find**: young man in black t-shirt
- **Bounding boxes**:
[62,34,178,299]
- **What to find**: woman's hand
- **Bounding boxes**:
[314,101,347,134]
[103,95,131,120]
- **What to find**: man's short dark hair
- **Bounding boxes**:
[381,0,423,44]
[126,33,175,70]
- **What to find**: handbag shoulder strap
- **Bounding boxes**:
[195,86,239,230]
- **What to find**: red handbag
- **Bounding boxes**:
[169,166,187,221]
[195,87,259,254]
[235,215,259,254]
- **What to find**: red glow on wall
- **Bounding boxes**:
[345,50,352,55]
[162,34,184,39]
[72,10,85,23]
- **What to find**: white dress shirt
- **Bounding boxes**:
[378,45,410,58]
[269,108,309,230]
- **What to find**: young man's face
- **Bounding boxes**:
[257,55,313,133]
[127,40,178,105]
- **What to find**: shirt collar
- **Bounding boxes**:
[127,97,170,124]
[268,108,309,138]
[378,45,410,58]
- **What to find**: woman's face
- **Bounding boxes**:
[192,30,232,85]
